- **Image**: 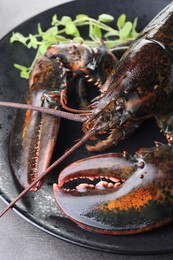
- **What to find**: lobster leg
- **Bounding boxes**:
[86,119,142,152]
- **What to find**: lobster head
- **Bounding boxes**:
[83,36,173,145]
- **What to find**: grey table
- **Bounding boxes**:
[0,1,172,259]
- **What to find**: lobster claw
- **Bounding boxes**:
[54,147,173,234]
[10,90,60,191]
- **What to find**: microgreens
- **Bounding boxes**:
[10,13,138,79]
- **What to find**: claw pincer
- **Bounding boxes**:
[54,145,173,234]
[10,43,117,191]
[10,57,61,191]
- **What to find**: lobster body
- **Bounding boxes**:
[83,2,173,151]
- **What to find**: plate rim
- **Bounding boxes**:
[0,0,173,255]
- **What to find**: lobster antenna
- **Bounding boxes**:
[0,127,96,218]
[60,96,91,114]
[61,101,91,114]
[0,101,90,122]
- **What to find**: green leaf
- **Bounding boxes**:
[76,14,89,20]
[132,17,138,31]
[73,28,80,37]
[99,14,114,23]
[51,14,59,26]
[27,34,38,49]
[73,36,84,43]
[14,64,30,79]
[104,30,119,38]
[37,23,43,35]
[132,17,138,38]
[45,26,58,36]
[117,14,126,29]
[10,32,27,44]
[20,70,30,79]
[65,22,77,35]
[60,16,72,25]
[119,21,133,40]
[42,27,58,41]
[14,63,28,70]
[75,14,89,25]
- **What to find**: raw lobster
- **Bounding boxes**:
[0,2,173,235]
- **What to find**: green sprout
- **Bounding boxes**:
[10,13,138,79]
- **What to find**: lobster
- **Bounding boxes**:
[0,2,173,235]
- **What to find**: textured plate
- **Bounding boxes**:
[0,0,173,254]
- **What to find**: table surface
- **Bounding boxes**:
[0,1,173,259]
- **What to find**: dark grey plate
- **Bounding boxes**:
[0,0,173,254]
